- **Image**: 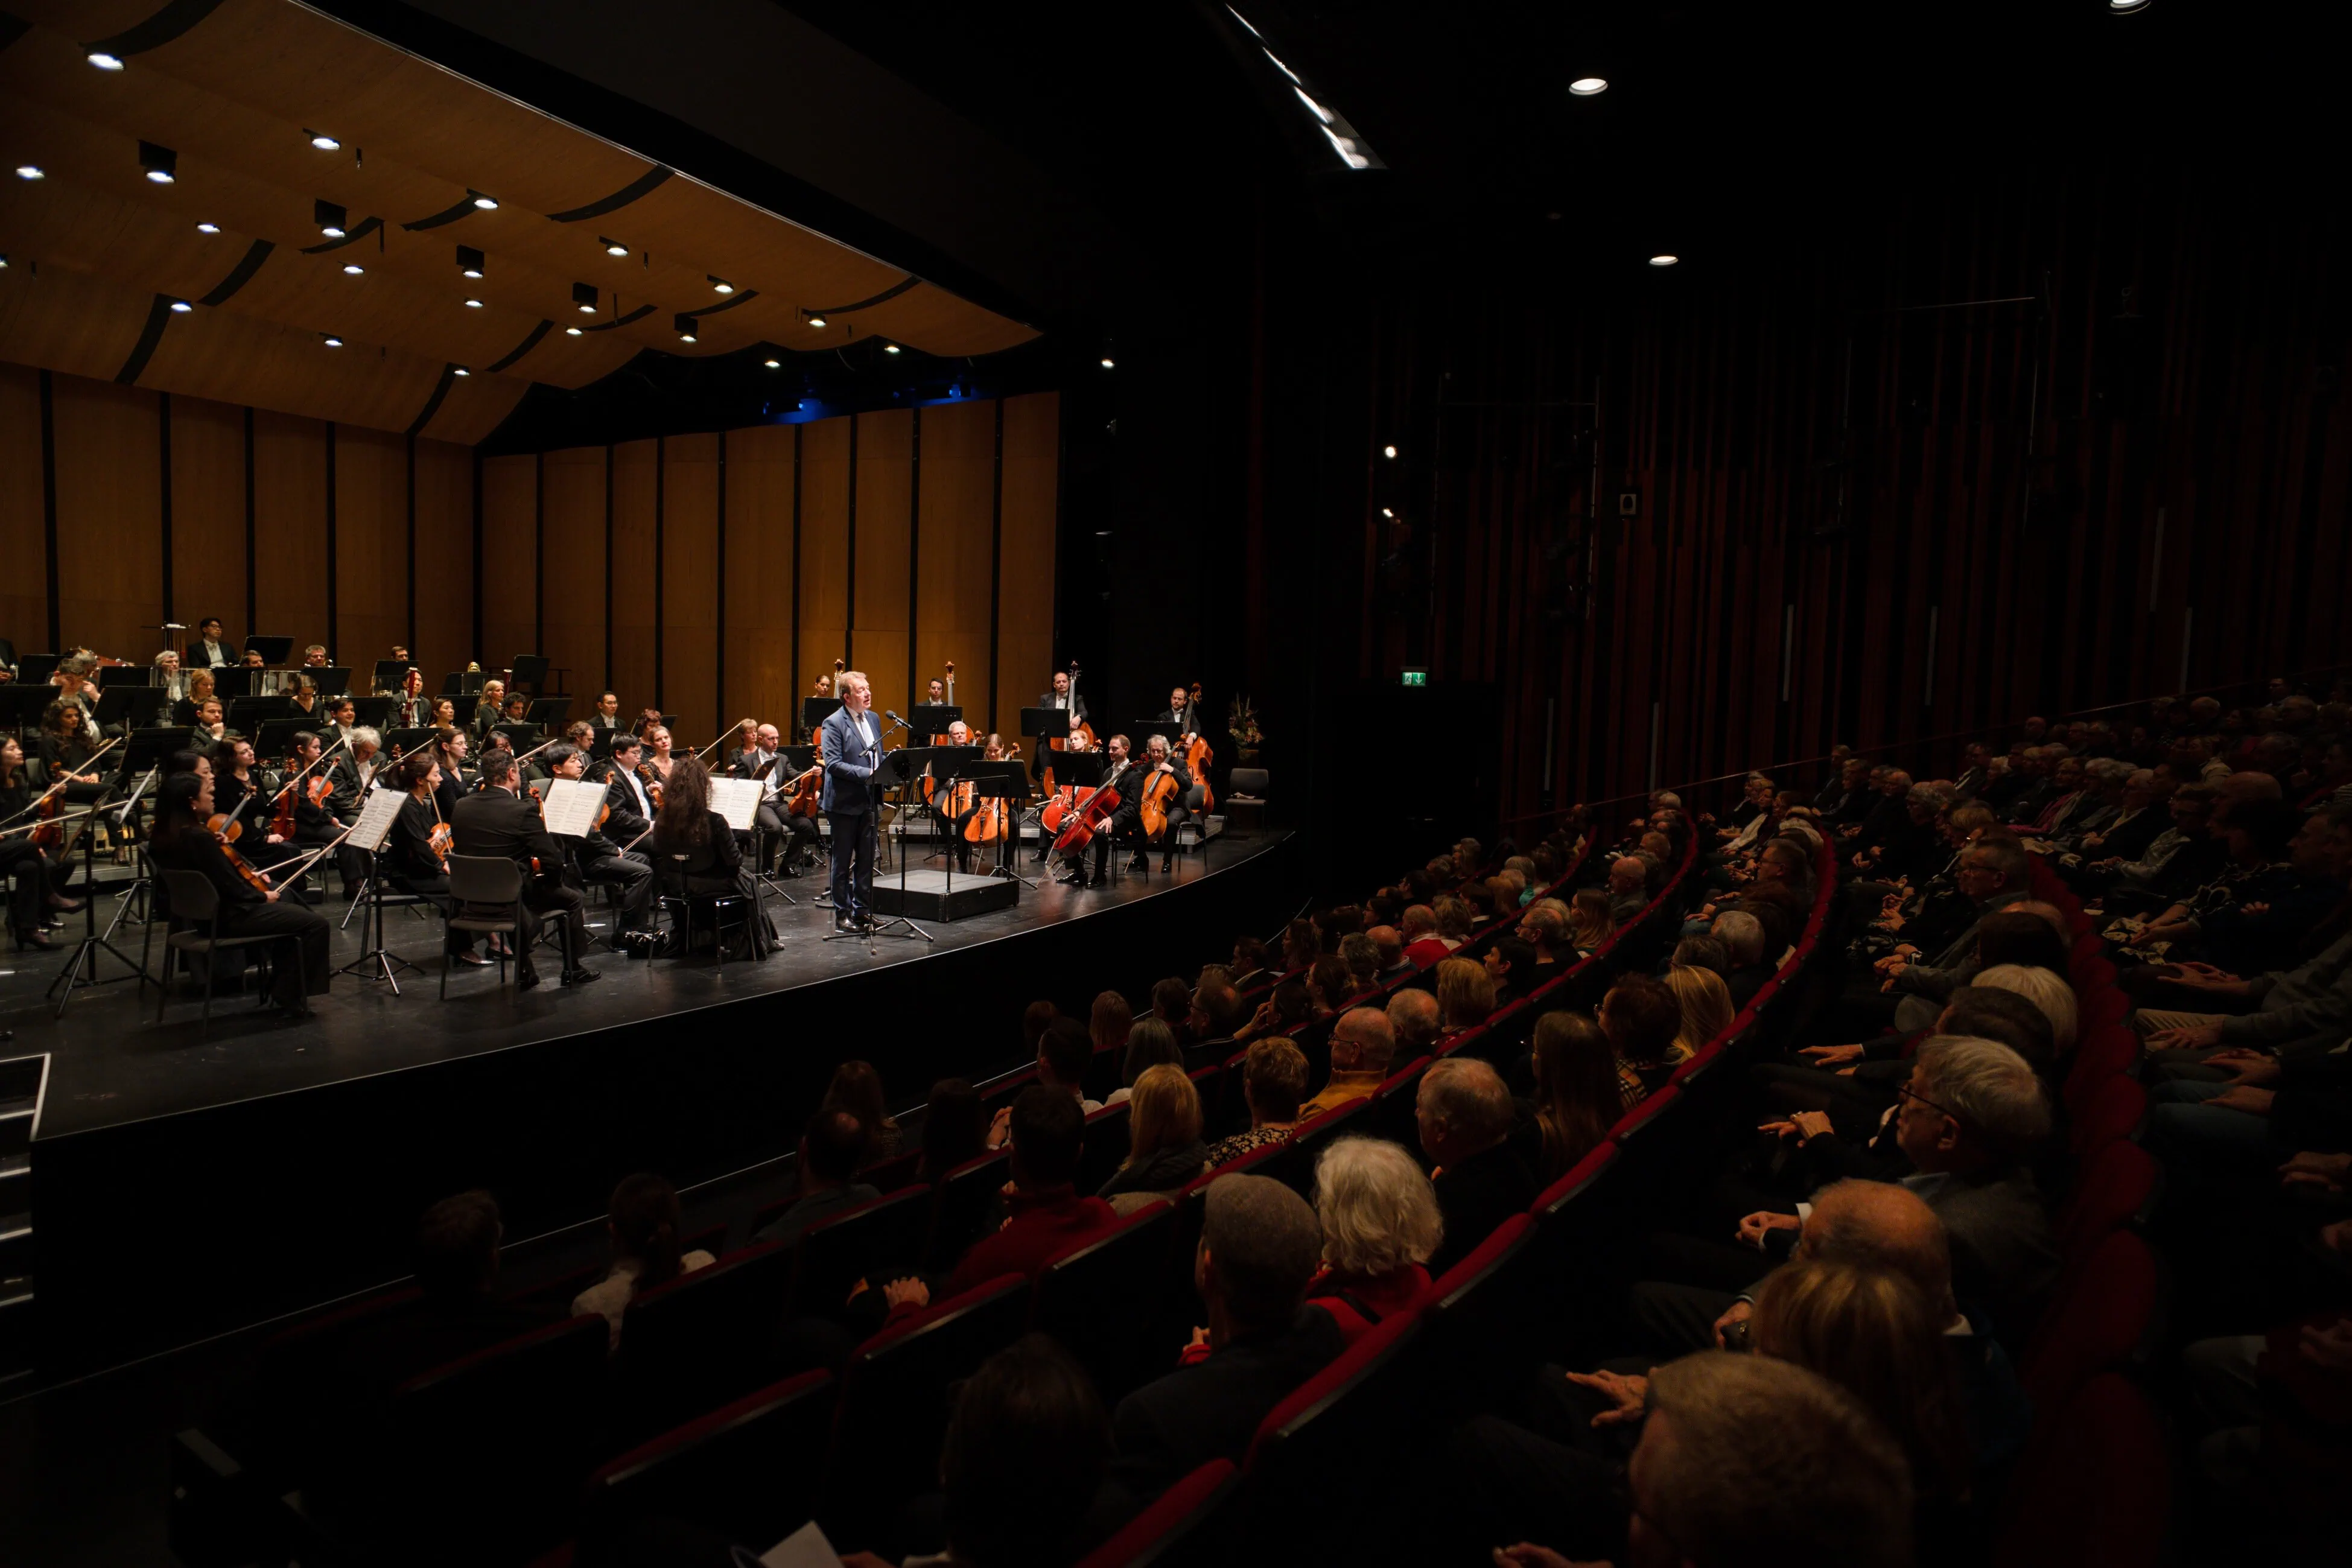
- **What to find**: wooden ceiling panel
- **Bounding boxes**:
[0,0,1038,438]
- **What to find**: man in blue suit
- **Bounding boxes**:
[821,668,886,930]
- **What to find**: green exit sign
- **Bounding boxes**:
[1400,670,1428,687]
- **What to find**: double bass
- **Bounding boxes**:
[1180,682,1215,814]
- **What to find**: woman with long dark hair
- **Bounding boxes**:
[646,754,772,956]
[0,735,83,949]
[147,769,331,1016]
[1521,1011,1619,1182]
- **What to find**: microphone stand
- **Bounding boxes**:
[868,714,930,945]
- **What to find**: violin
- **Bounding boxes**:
[1182,681,1214,814]
[207,812,274,894]
[28,790,63,851]
[784,758,821,819]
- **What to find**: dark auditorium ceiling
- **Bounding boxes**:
[0,0,1040,443]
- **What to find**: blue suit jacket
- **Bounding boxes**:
[820,705,886,814]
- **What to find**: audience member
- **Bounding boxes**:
[1099,1064,1209,1203]
[824,1059,901,1160]
[930,1335,1111,1568]
[754,1107,880,1245]
[918,1078,987,1183]
[1664,964,1735,1058]
[988,1020,1101,1147]
[1522,1010,1621,1184]
[1105,1017,1182,1106]
[1297,1006,1396,1120]
[1419,1057,1537,1275]
[1307,1137,1441,1342]
[572,1172,716,1350]
[1601,974,1686,1108]
[1204,1037,1309,1167]
[1435,955,1497,1032]
[1387,987,1443,1064]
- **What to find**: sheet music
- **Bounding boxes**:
[541,776,606,837]
[349,782,405,853]
[708,776,763,833]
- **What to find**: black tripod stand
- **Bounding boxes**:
[45,790,153,1016]
[337,846,422,994]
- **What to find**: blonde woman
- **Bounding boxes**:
[1098,1063,1207,1202]
[1524,1011,1619,1182]
[1306,1136,1443,1342]
[1435,956,1497,1033]
[1664,964,1735,1059]
[1565,886,1616,956]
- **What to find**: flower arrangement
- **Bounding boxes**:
[1227,694,1262,760]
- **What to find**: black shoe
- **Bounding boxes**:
[275,1003,313,1020]
[11,927,58,952]
[561,967,602,986]
[518,970,542,991]
[1162,855,1174,873]
[45,892,84,913]
[1127,855,1148,872]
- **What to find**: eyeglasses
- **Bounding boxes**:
[1895,1081,1962,1123]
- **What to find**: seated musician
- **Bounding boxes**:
[206,736,310,898]
[287,679,320,719]
[641,724,678,793]
[450,750,599,989]
[602,733,658,852]
[500,693,529,730]
[562,721,614,785]
[542,743,655,944]
[930,720,988,873]
[589,691,623,733]
[172,668,218,728]
[645,755,774,957]
[147,769,331,1017]
[189,697,229,746]
[427,726,472,821]
[0,734,83,950]
[383,749,486,968]
[722,719,761,776]
[739,722,818,875]
[322,696,357,747]
[326,725,383,898]
[471,678,507,739]
[1056,734,1139,889]
[1155,687,1212,811]
[38,702,107,801]
[302,645,329,669]
[392,667,431,730]
[430,697,459,729]
[281,731,346,852]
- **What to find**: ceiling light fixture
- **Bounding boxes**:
[1100,357,1115,369]
[565,326,583,336]
[139,141,176,182]
[323,334,343,347]
[675,314,698,343]
[1381,507,1394,518]
[1648,253,1679,267]
[883,343,901,354]
[571,282,597,313]
[87,51,124,71]
[1382,444,1397,459]
[464,298,483,308]
[468,192,498,211]
[168,299,191,313]
[343,264,363,275]
[16,165,45,180]
[600,236,628,256]
[805,313,827,329]
[1569,76,1608,95]
[763,358,781,369]
[196,221,220,234]
[314,198,346,238]
[709,276,734,294]
[307,130,340,151]
[2109,0,2150,10]
[457,244,485,279]
[453,367,471,376]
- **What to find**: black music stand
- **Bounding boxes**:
[527,697,571,728]
[491,722,544,753]
[95,683,167,737]
[382,728,434,757]
[253,719,313,763]
[15,653,61,687]
[971,760,1035,885]
[508,655,549,696]
[44,776,147,1015]
[909,703,962,738]
[0,686,51,739]
[373,659,409,694]
[313,666,353,697]
[227,696,293,737]
[920,743,986,878]
[801,696,842,741]
[97,665,150,689]
[862,744,936,945]
[100,731,177,947]
[350,696,395,729]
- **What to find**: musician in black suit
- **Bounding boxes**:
[148,770,330,1017]
[589,691,625,734]
[450,751,598,988]
[602,733,656,844]
[1033,668,1090,773]
[1057,734,1139,890]
[183,617,234,670]
[541,743,655,945]
[1131,735,1195,875]
[1152,685,1213,813]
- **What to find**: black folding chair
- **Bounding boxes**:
[441,853,526,997]
[155,869,290,1034]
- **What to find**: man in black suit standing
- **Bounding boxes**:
[450,750,599,989]
[820,670,886,931]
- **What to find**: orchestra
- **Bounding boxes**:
[0,624,1224,1006]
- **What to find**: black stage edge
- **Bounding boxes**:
[16,831,1301,1383]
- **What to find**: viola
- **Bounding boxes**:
[270,782,299,842]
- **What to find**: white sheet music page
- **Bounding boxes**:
[349,782,406,852]
[708,776,763,832]
[541,776,605,837]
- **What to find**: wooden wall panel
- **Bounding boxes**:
[168,396,246,654]
[250,411,326,652]
[53,377,160,664]
[411,439,474,693]
[853,411,914,714]
[335,425,408,674]
[662,433,721,748]
[539,446,606,708]
[0,365,49,654]
[610,440,659,723]
[721,424,797,734]
[997,393,1060,747]
[479,453,538,674]
[914,400,996,735]
[796,417,851,708]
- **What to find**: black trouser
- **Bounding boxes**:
[576,848,655,932]
[827,809,875,922]
[221,898,332,1006]
[1,840,51,934]
[392,872,475,954]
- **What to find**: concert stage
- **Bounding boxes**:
[1,828,1302,1383]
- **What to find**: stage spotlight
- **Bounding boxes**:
[196,221,220,234]
[470,191,498,210]
[1649,253,1679,266]
[571,282,598,313]
[601,236,628,256]
[464,298,483,308]
[1569,76,1607,95]
[168,299,192,313]
[1381,507,1394,518]
[675,314,698,343]
[458,245,485,278]
[565,326,583,336]
[315,198,346,237]
[139,141,176,183]
[87,51,124,70]
[16,165,45,180]
[307,130,340,151]
[1382,444,1397,459]
[710,276,734,294]
[453,367,471,376]
[323,335,344,347]
[343,264,363,275]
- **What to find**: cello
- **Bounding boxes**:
[1138,760,1181,842]
[1050,758,1128,857]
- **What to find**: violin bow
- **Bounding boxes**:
[0,735,124,830]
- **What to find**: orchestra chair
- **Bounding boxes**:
[439,854,528,997]
[154,868,291,1035]
[1030,1199,1177,1403]
[653,852,755,969]
[579,1370,838,1558]
[614,1241,801,1440]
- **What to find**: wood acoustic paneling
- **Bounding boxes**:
[853,411,914,715]
[720,424,798,738]
[479,454,538,677]
[249,410,326,651]
[0,365,49,653]
[334,427,408,673]
[411,438,475,691]
[661,433,721,749]
[913,399,998,736]
[609,440,660,724]
[167,395,247,655]
[796,418,852,702]
[52,376,160,664]
[996,393,1061,747]
[539,446,607,709]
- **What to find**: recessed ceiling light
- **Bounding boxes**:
[601,237,628,256]
[453,367,471,376]
[883,343,901,354]
[1569,77,1608,95]
[343,263,363,275]
[196,221,220,234]
[0,255,9,268]
[315,198,346,238]
[571,281,597,313]
[457,244,485,279]
[87,51,124,71]
[806,314,827,329]
[15,165,44,180]
[1382,444,1397,459]
[1100,357,1115,369]
[140,142,177,184]
[1381,507,1394,518]
[2109,0,2150,10]
[675,313,698,343]
[323,335,343,347]
[168,299,192,313]
[710,276,734,294]
[565,326,583,336]
[470,192,498,210]
[308,132,340,151]
[464,299,483,308]
[763,358,781,369]
[1649,253,1679,267]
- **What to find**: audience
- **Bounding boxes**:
[1105,1017,1181,1105]
[1419,1056,1537,1274]
[1601,973,1686,1108]
[1386,988,1443,1064]
[1204,1037,1308,1167]
[930,1335,1111,1568]
[1297,1006,1396,1120]
[1435,954,1497,1033]
[1099,1064,1209,1203]
[988,1020,1101,1147]
[1306,1137,1441,1341]
[572,1172,716,1350]
[1664,963,1735,1058]
[1522,1011,1619,1183]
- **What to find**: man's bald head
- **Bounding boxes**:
[1387,988,1441,1055]
[1367,925,1402,969]
[1797,1179,1954,1316]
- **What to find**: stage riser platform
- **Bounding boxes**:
[22,833,1301,1380]
[868,869,1022,921]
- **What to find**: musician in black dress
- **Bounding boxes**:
[147,770,331,1017]
[0,734,83,950]
[384,750,486,968]
[646,755,774,957]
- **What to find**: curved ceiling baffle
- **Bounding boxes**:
[0,0,1040,443]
